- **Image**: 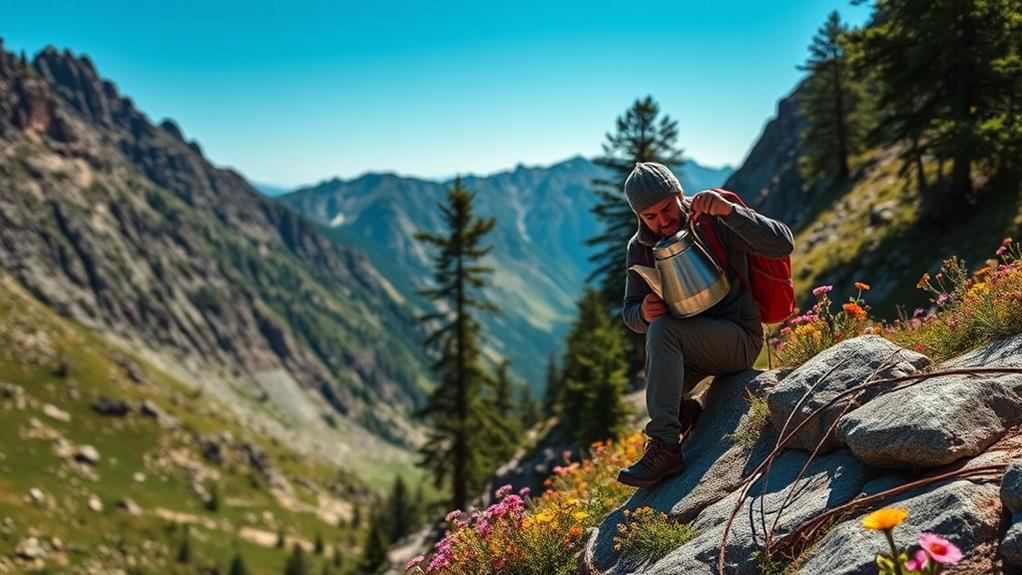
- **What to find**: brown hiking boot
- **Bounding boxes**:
[679,399,702,441]
[617,436,684,489]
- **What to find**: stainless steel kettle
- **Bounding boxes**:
[628,218,730,318]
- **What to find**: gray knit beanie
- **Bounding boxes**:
[624,162,685,245]
[624,162,684,213]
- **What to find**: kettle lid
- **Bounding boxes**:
[652,228,696,260]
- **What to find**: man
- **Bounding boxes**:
[616,162,794,489]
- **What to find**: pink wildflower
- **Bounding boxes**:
[913,308,925,319]
[495,484,513,499]
[919,533,963,564]
[936,293,950,306]
[444,510,462,524]
[518,487,531,497]
[913,342,925,352]
[812,285,833,297]
[997,246,1007,256]
[405,554,426,572]
[904,549,928,571]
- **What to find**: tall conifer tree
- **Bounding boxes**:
[798,11,869,182]
[857,0,1021,226]
[560,289,631,446]
[587,96,683,312]
[415,178,509,511]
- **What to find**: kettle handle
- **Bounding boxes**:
[688,213,725,273]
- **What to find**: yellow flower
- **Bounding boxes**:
[573,511,589,521]
[566,497,579,506]
[535,512,555,524]
[861,508,907,531]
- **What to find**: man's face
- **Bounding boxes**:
[639,195,683,238]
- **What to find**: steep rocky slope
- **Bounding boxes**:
[0,270,380,574]
[0,41,431,471]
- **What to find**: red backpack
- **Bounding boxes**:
[696,188,795,324]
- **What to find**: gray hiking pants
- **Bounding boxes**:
[644,314,761,444]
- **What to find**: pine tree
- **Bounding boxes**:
[542,353,562,416]
[284,544,308,575]
[386,476,410,542]
[856,0,1021,227]
[798,11,869,182]
[313,532,324,555]
[492,359,515,418]
[332,547,343,569]
[415,177,511,511]
[229,552,249,575]
[560,289,631,446]
[517,382,541,430]
[349,503,361,530]
[177,531,192,563]
[359,512,390,575]
[587,96,683,312]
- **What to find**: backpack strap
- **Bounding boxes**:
[695,213,751,292]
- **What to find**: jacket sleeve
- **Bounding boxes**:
[718,204,795,259]
[622,238,652,334]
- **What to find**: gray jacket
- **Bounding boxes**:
[622,197,795,338]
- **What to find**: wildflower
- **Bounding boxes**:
[904,549,928,571]
[919,533,963,564]
[491,557,507,571]
[936,293,950,306]
[917,273,930,289]
[444,510,462,524]
[518,487,531,498]
[495,484,513,499]
[404,554,426,572]
[568,525,583,538]
[855,281,870,291]
[573,511,589,521]
[1004,237,1014,246]
[842,302,867,320]
[913,342,925,352]
[535,511,555,524]
[861,507,907,531]
[997,246,1008,256]
[812,285,834,296]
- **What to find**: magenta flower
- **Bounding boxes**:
[997,245,1007,256]
[405,554,426,572]
[812,285,833,297]
[919,532,963,564]
[444,510,462,524]
[495,484,513,499]
[518,486,531,497]
[904,548,928,571]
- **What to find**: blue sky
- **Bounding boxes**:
[2,1,870,187]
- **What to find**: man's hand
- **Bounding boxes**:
[690,189,735,218]
[641,293,667,323]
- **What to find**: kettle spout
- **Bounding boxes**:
[628,265,663,299]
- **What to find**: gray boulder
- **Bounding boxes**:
[619,449,871,575]
[582,368,875,575]
[583,369,781,573]
[794,480,1002,575]
[1003,461,1022,514]
[766,336,930,453]
[1003,517,1022,567]
[837,376,1022,469]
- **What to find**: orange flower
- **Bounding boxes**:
[842,302,867,319]
[862,507,907,531]
[917,273,930,289]
[854,281,870,291]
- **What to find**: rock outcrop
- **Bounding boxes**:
[580,334,1022,574]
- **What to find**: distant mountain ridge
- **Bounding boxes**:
[276,157,733,387]
[0,42,431,473]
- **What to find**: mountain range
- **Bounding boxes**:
[274,158,733,388]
